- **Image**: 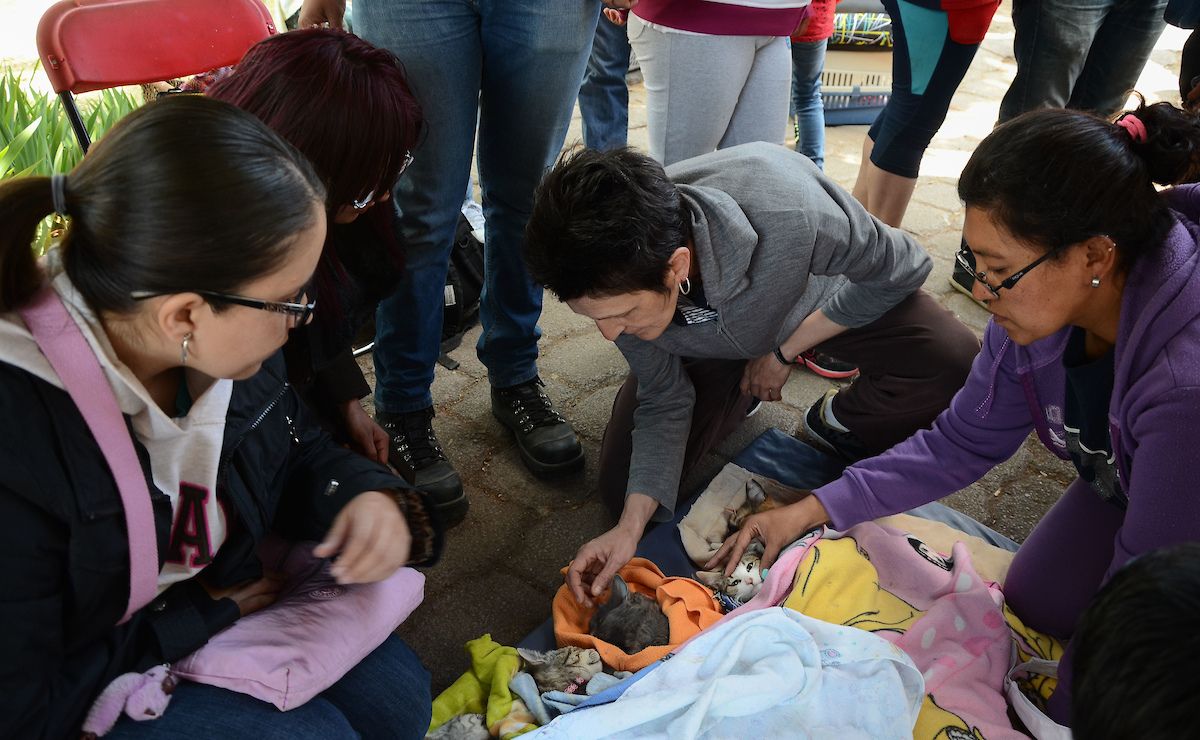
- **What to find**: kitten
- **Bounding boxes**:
[694,540,766,603]
[516,646,603,694]
[425,713,489,740]
[727,479,782,531]
[589,574,671,655]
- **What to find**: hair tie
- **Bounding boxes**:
[50,173,69,216]
[1116,114,1148,144]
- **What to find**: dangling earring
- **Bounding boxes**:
[1091,276,1101,289]
[679,277,691,296]
[180,332,192,365]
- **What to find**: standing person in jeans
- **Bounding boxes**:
[999,0,1168,123]
[579,8,633,151]
[951,0,1169,301]
[299,0,598,509]
[790,0,838,170]
[523,142,979,605]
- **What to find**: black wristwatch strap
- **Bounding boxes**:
[773,347,800,366]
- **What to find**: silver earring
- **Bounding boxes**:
[1091,276,1101,288]
[181,332,192,364]
[679,277,691,296]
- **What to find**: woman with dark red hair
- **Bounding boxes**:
[208,30,465,525]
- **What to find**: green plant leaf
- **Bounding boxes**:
[0,116,42,176]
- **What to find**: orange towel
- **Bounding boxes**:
[553,557,724,672]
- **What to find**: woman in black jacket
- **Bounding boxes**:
[207,30,469,528]
[0,95,439,738]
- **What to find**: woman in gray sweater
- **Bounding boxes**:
[524,142,978,604]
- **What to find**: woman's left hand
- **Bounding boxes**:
[313,491,411,584]
[740,352,793,402]
[339,399,389,465]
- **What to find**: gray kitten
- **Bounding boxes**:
[589,574,670,655]
[425,713,489,740]
[516,645,603,693]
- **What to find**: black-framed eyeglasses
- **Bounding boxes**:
[955,244,1058,298]
[352,151,415,210]
[131,287,316,325]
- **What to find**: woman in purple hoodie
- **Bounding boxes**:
[711,99,1200,723]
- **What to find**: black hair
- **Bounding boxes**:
[0,94,325,314]
[958,99,1200,274]
[1071,543,1200,739]
[524,146,691,301]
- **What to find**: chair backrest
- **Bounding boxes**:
[37,0,275,95]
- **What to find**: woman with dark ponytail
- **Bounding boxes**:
[0,95,439,738]
[713,98,1200,726]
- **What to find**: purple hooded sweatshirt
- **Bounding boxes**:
[814,184,1200,723]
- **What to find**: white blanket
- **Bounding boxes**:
[528,608,924,740]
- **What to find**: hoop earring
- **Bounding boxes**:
[1091,276,1101,289]
[181,332,192,365]
[679,277,691,296]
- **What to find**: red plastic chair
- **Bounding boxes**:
[36,0,276,152]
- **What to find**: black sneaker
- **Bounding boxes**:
[802,390,871,462]
[950,243,988,309]
[491,377,584,476]
[376,407,468,527]
[799,350,859,380]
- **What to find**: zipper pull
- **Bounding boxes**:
[284,414,300,445]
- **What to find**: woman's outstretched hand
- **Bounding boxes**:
[704,495,830,576]
[314,491,412,584]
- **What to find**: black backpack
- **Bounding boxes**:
[439,212,485,368]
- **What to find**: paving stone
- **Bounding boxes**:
[396,572,555,695]
[568,382,623,444]
[538,297,594,342]
[537,333,630,391]
[502,496,615,590]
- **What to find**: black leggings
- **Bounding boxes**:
[868,0,991,178]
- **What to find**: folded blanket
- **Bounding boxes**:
[771,522,1062,740]
[677,464,809,566]
[553,558,723,672]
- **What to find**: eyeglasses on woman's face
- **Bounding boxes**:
[954,244,1059,298]
[351,151,415,211]
[131,285,316,326]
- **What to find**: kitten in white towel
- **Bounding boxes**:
[516,645,603,693]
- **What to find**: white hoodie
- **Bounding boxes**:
[0,269,232,594]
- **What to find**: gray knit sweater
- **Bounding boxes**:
[616,142,932,519]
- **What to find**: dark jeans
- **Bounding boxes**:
[107,635,431,740]
[579,12,632,151]
[998,0,1168,122]
[361,0,601,413]
[790,38,828,169]
[598,291,979,516]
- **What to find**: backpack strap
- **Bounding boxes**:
[18,286,159,624]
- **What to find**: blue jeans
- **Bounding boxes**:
[790,38,827,170]
[998,0,1168,122]
[579,13,631,150]
[108,635,431,739]
[360,0,600,413]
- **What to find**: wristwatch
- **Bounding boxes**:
[773,347,801,366]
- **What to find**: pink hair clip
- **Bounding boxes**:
[1116,114,1148,144]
